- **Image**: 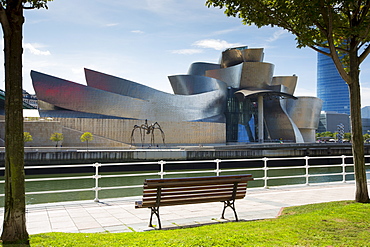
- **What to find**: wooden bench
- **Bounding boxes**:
[135,174,253,229]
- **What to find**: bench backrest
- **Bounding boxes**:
[139,174,253,208]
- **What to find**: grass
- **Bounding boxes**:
[30,201,370,247]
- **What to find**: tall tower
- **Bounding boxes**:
[317,51,350,114]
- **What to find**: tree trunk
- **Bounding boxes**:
[0,1,29,244]
[348,44,370,203]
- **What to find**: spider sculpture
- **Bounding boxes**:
[130,120,165,147]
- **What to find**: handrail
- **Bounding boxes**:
[0,155,368,203]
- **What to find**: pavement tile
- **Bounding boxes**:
[95,218,122,227]
[104,225,131,233]
[28,227,52,235]
[53,227,79,233]
[74,221,102,230]
[50,220,75,228]
[71,216,95,223]
[78,227,105,233]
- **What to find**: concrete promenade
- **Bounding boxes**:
[0,182,367,234]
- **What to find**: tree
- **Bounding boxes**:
[317,131,334,138]
[363,133,370,142]
[80,132,94,150]
[344,132,352,141]
[0,0,51,244]
[206,0,370,202]
[50,132,63,147]
[23,132,32,143]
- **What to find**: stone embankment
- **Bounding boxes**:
[0,143,366,166]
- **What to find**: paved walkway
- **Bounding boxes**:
[0,182,367,234]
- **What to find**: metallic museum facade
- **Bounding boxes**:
[32,46,322,144]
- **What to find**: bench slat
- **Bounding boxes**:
[141,195,245,208]
[142,189,246,201]
[142,183,247,196]
[144,174,253,184]
[144,177,252,189]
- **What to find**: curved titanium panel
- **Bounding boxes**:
[168,75,227,95]
[264,97,304,143]
[240,62,274,89]
[32,71,226,122]
[285,97,323,129]
[84,68,168,101]
[220,49,244,68]
[32,71,148,118]
[38,109,128,119]
[84,69,227,119]
[187,62,220,76]
[241,48,264,62]
[205,63,243,88]
[234,88,296,101]
[271,76,298,95]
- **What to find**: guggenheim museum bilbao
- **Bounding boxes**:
[29,46,322,147]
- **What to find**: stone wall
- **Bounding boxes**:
[0,120,62,147]
[55,118,225,146]
[0,118,226,147]
[61,126,129,148]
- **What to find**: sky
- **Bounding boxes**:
[1,0,370,106]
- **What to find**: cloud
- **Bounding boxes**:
[23,43,51,56]
[171,39,244,56]
[105,23,119,27]
[192,39,244,51]
[170,49,204,55]
[266,29,288,43]
[145,0,174,14]
[131,30,144,34]
[210,27,241,36]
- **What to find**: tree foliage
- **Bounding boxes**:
[23,131,32,142]
[50,132,63,147]
[363,133,370,141]
[0,0,52,244]
[206,0,370,202]
[80,132,94,142]
[206,0,370,78]
[80,132,94,149]
[315,131,361,141]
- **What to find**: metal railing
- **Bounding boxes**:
[0,155,369,203]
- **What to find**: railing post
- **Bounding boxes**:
[215,159,221,176]
[341,155,346,183]
[93,162,102,202]
[305,156,310,186]
[263,157,268,188]
[158,160,166,179]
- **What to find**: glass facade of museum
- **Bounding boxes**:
[317,50,350,114]
[225,89,258,143]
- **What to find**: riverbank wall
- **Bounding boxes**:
[0,143,368,166]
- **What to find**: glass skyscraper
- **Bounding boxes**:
[317,50,350,114]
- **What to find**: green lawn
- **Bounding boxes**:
[30,201,370,247]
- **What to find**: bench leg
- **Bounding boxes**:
[221,200,238,221]
[149,207,162,229]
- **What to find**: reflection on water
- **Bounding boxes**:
[0,164,367,205]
